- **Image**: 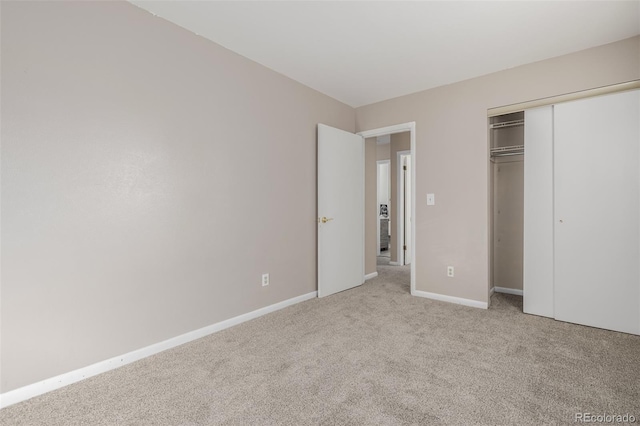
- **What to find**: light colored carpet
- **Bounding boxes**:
[2,263,639,425]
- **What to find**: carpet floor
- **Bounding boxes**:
[2,263,639,425]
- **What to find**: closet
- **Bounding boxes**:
[490,112,525,295]
[492,88,640,336]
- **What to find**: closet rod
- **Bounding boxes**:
[489,119,524,129]
[491,151,524,158]
[490,144,524,158]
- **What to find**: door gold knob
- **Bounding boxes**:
[320,216,334,223]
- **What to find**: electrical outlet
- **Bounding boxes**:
[447,266,454,277]
[262,273,269,287]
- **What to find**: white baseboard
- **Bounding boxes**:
[493,287,524,296]
[364,272,378,281]
[0,291,317,409]
[412,290,488,309]
[389,261,400,266]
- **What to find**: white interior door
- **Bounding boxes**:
[554,90,640,335]
[318,124,364,298]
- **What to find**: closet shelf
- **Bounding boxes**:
[491,145,524,157]
[490,119,524,129]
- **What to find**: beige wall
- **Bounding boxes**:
[376,143,390,161]
[356,36,640,304]
[0,1,354,393]
[389,132,411,263]
[364,138,377,275]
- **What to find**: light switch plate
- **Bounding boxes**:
[427,193,435,206]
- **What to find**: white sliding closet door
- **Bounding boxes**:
[554,90,640,335]
[523,106,554,318]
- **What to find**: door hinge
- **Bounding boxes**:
[403,165,407,170]
[403,245,407,250]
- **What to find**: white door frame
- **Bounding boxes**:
[376,159,390,256]
[397,150,411,266]
[358,122,416,295]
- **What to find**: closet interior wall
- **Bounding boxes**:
[490,111,524,295]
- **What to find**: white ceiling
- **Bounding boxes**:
[130,1,640,108]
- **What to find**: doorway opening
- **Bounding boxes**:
[377,159,390,259]
[489,111,525,308]
[359,122,416,295]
